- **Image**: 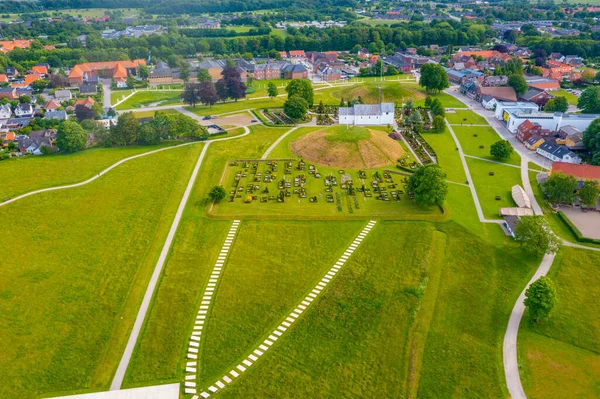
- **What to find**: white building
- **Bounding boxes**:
[339,103,395,126]
[0,104,11,119]
[536,140,582,164]
[503,109,600,134]
[494,101,539,121]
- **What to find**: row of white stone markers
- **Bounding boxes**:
[185,220,378,398]
[184,220,241,395]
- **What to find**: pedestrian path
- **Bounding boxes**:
[188,221,377,398]
[184,220,241,395]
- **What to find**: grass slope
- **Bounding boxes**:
[0,144,203,398]
[116,90,183,110]
[0,143,179,200]
[519,247,600,399]
[123,124,291,387]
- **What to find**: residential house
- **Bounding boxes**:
[289,50,306,59]
[383,56,411,73]
[32,64,49,75]
[45,110,68,120]
[525,77,560,92]
[80,84,98,95]
[0,40,32,53]
[74,97,96,109]
[198,60,226,81]
[44,100,61,110]
[519,86,552,105]
[254,62,286,80]
[68,59,146,86]
[536,140,581,164]
[0,88,19,100]
[556,125,585,150]
[516,120,542,143]
[54,89,72,101]
[18,135,53,155]
[339,103,395,125]
[197,19,220,29]
[478,86,518,102]
[0,104,11,119]
[501,107,600,134]
[525,134,545,150]
[481,95,498,110]
[483,75,508,86]
[0,74,8,83]
[316,64,342,81]
[15,103,33,117]
[1,117,31,131]
[550,162,600,188]
[282,64,308,79]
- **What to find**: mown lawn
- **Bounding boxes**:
[0,143,180,200]
[553,90,579,106]
[110,89,133,105]
[123,124,292,387]
[519,247,600,399]
[445,110,488,125]
[186,97,286,116]
[466,158,521,220]
[116,90,183,110]
[0,144,203,398]
[208,221,536,398]
[453,125,521,166]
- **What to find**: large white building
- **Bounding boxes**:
[339,103,395,126]
[495,101,600,134]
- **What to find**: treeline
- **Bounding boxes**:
[180,26,272,38]
[519,36,600,58]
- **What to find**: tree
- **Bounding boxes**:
[578,87,600,114]
[490,140,514,161]
[197,68,212,82]
[48,74,69,89]
[578,180,599,208]
[209,185,227,202]
[432,115,445,132]
[419,63,449,93]
[126,76,136,89]
[284,95,308,120]
[424,96,432,107]
[216,65,246,102]
[544,97,568,113]
[430,98,445,117]
[74,104,99,122]
[138,64,149,79]
[180,66,190,83]
[110,112,139,146]
[583,118,600,163]
[285,79,314,107]
[56,120,87,153]
[31,79,48,93]
[107,107,117,118]
[19,95,31,104]
[403,99,414,112]
[514,216,561,256]
[386,65,399,76]
[267,82,278,100]
[409,109,422,125]
[581,68,596,84]
[181,83,200,107]
[198,81,219,107]
[407,164,448,206]
[543,172,578,204]
[508,74,528,97]
[524,276,557,322]
[138,113,169,145]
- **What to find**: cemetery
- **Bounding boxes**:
[210,158,443,218]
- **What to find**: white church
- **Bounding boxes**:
[338,103,395,126]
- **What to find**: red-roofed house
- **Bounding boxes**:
[550,162,600,188]
[0,74,7,83]
[289,50,305,59]
[528,80,560,91]
[516,120,542,143]
[0,40,32,53]
[68,59,146,86]
[369,55,379,64]
[74,96,96,109]
[32,65,48,75]
[279,51,288,58]
[44,100,61,110]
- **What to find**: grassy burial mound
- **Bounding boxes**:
[290,126,404,170]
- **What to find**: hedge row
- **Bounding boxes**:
[557,210,600,245]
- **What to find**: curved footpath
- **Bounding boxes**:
[110,126,251,390]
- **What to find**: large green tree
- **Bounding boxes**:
[544,96,568,113]
[285,79,314,107]
[583,118,600,164]
[578,180,599,208]
[432,115,445,132]
[138,113,169,145]
[578,86,600,114]
[197,68,212,82]
[542,172,578,204]
[110,112,139,146]
[284,95,308,120]
[267,82,278,100]
[508,74,528,97]
[419,63,449,93]
[209,185,227,202]
[407,164,448,206]
[514,216,561,256]
[490,140,514,161]
[56,120,87,153]
[524,276,557,322]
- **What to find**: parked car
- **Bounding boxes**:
[203,115,211,120]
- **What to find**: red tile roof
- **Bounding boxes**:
[74,97,96,108]
[0,40,32,53]
[0,74,7,83]
[551,162,600,181]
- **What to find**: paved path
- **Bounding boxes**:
[111,127,251,390]
[184,220,241,394]
[503,252,556,399]
[102,80,112,109]
[445,120,503,225]
[191,221,377,398]
[261,127,298,159]
[520,157,543,216]
[393,121,423,165]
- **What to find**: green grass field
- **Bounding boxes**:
[445,110,488,125]
[0,144,203,398]
[186,97,286,116]
[466,158,521,220]
[116,90,183,110]
[453,125,521,166]
[553,90,579,107]
[519,247,600,399]
[110,89,134,105]
[0,143,182,200]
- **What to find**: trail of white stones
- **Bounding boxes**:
[188,221,377,398]
[184,220,241,395]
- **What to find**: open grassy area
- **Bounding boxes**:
[466,158,521,220]
[0,144,203,398]
[116,90,183,110]
[453,125,521,166]
[110,89,134,105]
[519,247,600,399]
[0,143,182,200]
[445,110,488,125]
[186,97,286,116]
[554,90,580,107]
[422,131,466,183]
[204,221,536,398]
